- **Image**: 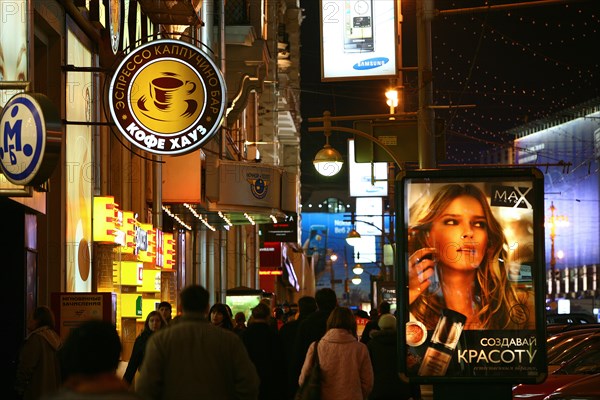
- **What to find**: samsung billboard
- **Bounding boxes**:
[320,0,398,81]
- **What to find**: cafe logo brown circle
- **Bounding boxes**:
[109,39,226,155]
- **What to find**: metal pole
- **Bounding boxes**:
[153,155,162,229]
[550,202,557,302]
[417,0,437,169]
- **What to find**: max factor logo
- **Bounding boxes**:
[247,174,270,199]
[491,185,533,209]
[0,94,44,185]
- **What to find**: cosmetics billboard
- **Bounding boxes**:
[396,168,547,384]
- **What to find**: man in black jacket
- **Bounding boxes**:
[279,296,317,400]
[360,301,391,345]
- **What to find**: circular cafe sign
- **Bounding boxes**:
[0,92,61,186]
[109,39,227,155]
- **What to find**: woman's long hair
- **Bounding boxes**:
[408,184,524,330]
[144,310,166,332]
[209,303,234,330]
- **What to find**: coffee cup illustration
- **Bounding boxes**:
[149,75,196,112]
[132,63,204,132]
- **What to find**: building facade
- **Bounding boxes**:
[0,0,305,385]
[514,98,600,312]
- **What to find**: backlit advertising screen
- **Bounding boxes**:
[0,0,28,107]
[320,0,397,81]
[396,168,547,384]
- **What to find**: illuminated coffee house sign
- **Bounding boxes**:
[109,40,226,155]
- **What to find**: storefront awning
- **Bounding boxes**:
[162,203,288,231]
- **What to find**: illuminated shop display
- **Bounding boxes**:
[92,196,176,335]
[121,211,138,254]
[163,233,175,269]
[93,196,124,243]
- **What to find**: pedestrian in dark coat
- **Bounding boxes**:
[242,302,284,400]
[123,310,166,386]
[367,314,421,400]
[15,306,62,400]
[278,296,317,400]
[292,288,338,389]
[48,320,142,400]
[360,301,391,345]
[135,285,259,400]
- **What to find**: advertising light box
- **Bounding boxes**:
[137,223,153,263]
[118,261,143,286]
[121,211,137,254]
[226,294,262,322]
[93,196,122,243]
[121,293,142,318]
[320,0,397,81]
[396,168,547,384]
[163,233,175,269]
[348,140,388,197]
[140,298,160,321]
[139,269,161,293]
[0,0,28,107]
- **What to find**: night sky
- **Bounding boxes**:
[299,0,600,203]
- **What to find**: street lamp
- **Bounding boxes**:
[385,88,400,115]
[313,127,343,176]
[310,111,405,177]
[345,217,395,281]
[345,228,361,246]
[352,264,364,275]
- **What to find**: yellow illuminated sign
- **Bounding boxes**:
[163,232,175,269]
[259,270,283,276]
[138,223,153,263]
[117,261,143,286]
[121,293,142,318]
[121,211,137,254]
[93,196,123,243]
[139,269,161,293]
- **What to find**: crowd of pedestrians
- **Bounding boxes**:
[13,286,420,400]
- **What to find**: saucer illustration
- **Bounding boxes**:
[137,95,198,121]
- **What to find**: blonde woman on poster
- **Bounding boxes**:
[407,183,534,331]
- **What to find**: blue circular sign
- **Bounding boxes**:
[0,92,61,186]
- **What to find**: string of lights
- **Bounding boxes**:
[429,1,599,164]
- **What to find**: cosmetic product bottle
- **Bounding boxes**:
[418,308,467,376]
